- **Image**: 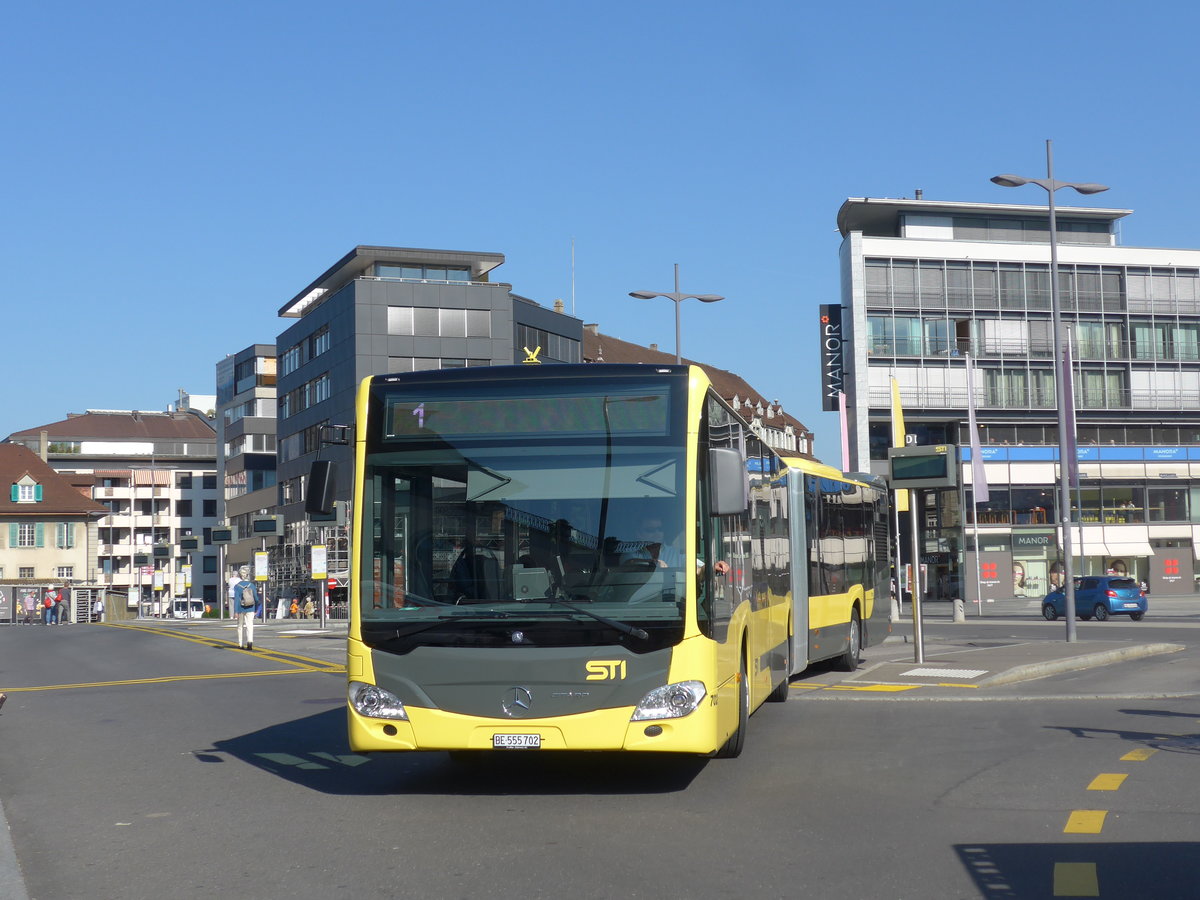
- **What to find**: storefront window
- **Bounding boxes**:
[1147,487,1188,522]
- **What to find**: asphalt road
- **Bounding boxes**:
[1,617,1198,899]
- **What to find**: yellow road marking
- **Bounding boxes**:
[1086,773,1127,791]
[1121,748,1157,761]
[826,684,922,692]
[107,622,342,670]
[0,669,318,693]
[1064,810,1107,834]
[1053,862,1099,896]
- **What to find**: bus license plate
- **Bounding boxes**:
[493,734,541,749]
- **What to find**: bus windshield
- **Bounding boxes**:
[360,375,689,651]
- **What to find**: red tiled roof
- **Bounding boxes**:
[8,410,215,441]
[0,444,108,517]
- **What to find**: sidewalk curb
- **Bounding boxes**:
[976,642,1185,687]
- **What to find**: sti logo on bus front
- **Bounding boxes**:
[585,660,627,680]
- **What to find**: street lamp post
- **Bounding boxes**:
[629,264,724,364]
[991,139,1109,643]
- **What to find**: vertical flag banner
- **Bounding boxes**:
[890,377,909,512]
[1062,338,1079,489]
[965,356,990,503]
[838,391,850,472]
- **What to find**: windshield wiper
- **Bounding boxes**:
[536,594,649,640]
[376,609,515,640]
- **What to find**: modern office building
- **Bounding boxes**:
[839,196,1200,600]
[6,409,220,610]
[269,245,584,600]
[215,344,278,573]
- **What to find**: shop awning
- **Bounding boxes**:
[1076,530,1109,557]
[1102,526,1152,558]
[131,469,170,486]
[1104,542,1154,558]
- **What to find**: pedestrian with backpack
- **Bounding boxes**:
[233,565,259,651]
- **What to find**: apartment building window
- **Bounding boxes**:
[1076,369,1127,409]
[19,567,34,579]
[278,432,301,462]
[983,368,1055,409]
[203,499,217,517]
[280,344,302,376]
[309,326,330,357]
[55,523,75,549]
[177,499,193,517]
[202,475,216,490]
[376,263,471,282]
[1148,487,1190,522]
[16,523,40,547]
[57,566,74,580]
[387,307,491,338]
[13,483,41,502]
[516,325,580,363]
[952,216,1109,245]
[311,373,330,404]
[387,357,490,372]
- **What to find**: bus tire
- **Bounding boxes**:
[766,632,791,703]
[835,609,861,672]
[714,654,748,759]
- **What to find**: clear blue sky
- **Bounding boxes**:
[5,0,1199,462]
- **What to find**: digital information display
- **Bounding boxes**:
[251,516,281,535]
[383,391,670,441]
[888,445,959,489]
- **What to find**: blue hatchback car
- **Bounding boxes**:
[1042,576,1147,622]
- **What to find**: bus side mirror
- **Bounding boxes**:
[306,460,336,515]
[709,448,748,516]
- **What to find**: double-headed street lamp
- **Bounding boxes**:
[991,139,1109,643]
[629,264,724,364]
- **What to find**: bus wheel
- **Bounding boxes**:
[715,655,748,759]
[835,610,861,672]
[766,633,791,703]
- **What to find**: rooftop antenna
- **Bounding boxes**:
[571,237,576,317]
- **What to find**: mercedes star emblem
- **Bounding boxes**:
[502,686,533,717]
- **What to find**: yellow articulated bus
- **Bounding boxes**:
[313,364,889,758]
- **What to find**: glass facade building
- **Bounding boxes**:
[839,197,1200,600]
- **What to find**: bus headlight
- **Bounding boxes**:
[631,681,707,721]
[349,681,409,720]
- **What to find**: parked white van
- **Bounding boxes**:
[171,598,206,619]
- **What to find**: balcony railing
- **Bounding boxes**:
[868,386,1200,411]
[867,336,1200,363]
